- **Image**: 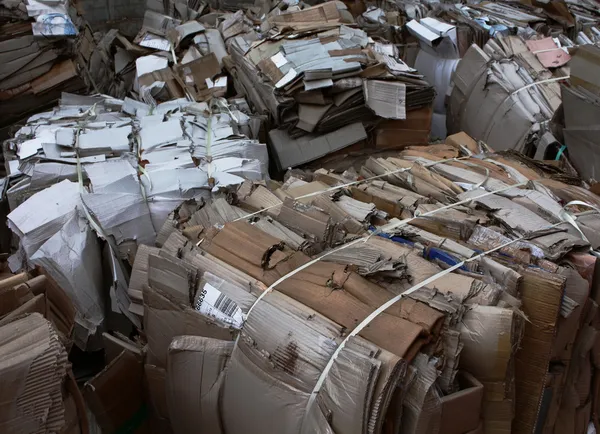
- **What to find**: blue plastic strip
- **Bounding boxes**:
[555,144,567,161]
[424,247,469,271]
[370,227,415,247]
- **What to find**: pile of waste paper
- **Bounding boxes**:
[2,0,600,433]
[447,35,565,156]
[350,0,600,164]
[0,0,96,131]
[561,44,600,181]
[93,133,600,434]
[4,92,268,347]
[0,267,87,433]
[224,2,436,168]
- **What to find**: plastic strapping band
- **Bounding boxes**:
[171,42,178,66]
[460,144,473,156]
[481,76,570,143]
[560,200,600,244]
[74,108,130,279]
[206,112,213,180]
[555,144,566,161]
[532,48,566,54]
[138,165,151,200]
[510,76,570,96]
[234,156,472,222]
[244,180,528,319]
[460,161,489,190]
[300,214,576,429]
[213,97,239,123]
[135,131,152,204]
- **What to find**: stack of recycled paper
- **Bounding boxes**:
[74,130,600,434]
[127,6,231,104]
[224,2,436,169]
[447,35,566,157]
[561,44,600,181]
[358,0,600,159]
[0,268,86,434]
[3,92,269,348]
[0,0,96,129]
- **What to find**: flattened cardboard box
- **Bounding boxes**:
[375,105,432,148]
[84,350,149,434]
[143,283,234,367]
[269,122,367,169]
[0,313,68,434]
[569,45,600,97]
[145,364,171,430]
[167,335,234,434]
[175,52,221,100]
[139,67,185,100]
[440,371,484,434]
[564,127,600,183]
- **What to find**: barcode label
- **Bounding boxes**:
[195,283,243,329]
[214,293,238,317]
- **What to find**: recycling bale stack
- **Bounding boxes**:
[0,0,108,132]
[104,129,600,434]
[3,92,270,349]
[223,1,436,170]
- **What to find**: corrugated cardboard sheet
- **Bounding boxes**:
[269,122,367,169]
[440,371,484,434]
[561,45,600,181]
[460,305,521,434]
[0,313,68,434]
[143,280,235,368]
[513,269,565,434]
[167,336,234,434]
[84,350,149,433]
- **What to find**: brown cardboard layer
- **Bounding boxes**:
[0,313,68,434]
[514,269,565,434]
[440,371,484,434]
[84,350,148,434]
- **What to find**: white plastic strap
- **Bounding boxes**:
[245,180,528,318]
[206,115,214,179]
[213,97,239,123]
[171,42,178,66]
[371,181,527,238]
[560,200,600,244]
[301,214,577,429]
[532,48,566,54]
[511,76,570,96]
[234,156,472,222]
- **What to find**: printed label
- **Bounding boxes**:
[195,283,244,329]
